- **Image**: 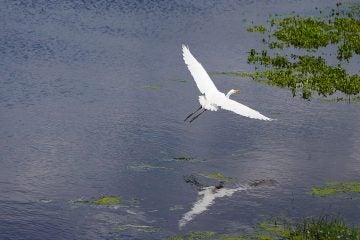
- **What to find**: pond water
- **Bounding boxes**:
[1,0,360,239]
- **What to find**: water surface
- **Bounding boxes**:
[1,0,360,239]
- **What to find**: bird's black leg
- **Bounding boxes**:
[184,106,202,122]
[189,109,207,123]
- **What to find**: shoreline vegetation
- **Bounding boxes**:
[222,2,360,101]
[168,180,360,239]
[168,217,360,240]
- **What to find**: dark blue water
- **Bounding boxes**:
[1,0,360,239]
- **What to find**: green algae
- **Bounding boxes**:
[94,196,122,205]
[199,172,234,182]
[312,182,360,196]
[72,196,122,206]
[235,3,360,100]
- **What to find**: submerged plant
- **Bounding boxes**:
[233,3,360,100]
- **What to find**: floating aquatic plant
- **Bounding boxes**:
[72,196,122,206]
[171,154,207,163]
[247,25,267,33]
[94,196,122,205]
[172,79,188,83]
[228,3,360,101]
[312,181,360,197]
[199,172,234,182]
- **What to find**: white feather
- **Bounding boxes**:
[182,44,273,121]
[182,45,218,95]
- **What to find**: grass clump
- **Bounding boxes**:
[288,217,360,240]
[167,217,360,240]
[231,3,360,101]
[312,182,360,196]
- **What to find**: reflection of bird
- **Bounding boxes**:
[179,184,247,228]
[182,45,273,122]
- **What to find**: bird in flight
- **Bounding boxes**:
[182,45,273,123]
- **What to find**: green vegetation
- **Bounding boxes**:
[288,217,360,240]
[168,231,216,240]
[72,196,122,206]
[255,220,291,239]
[93,196,121,205]
[247,25,267,33]
[218,235,245,240]
[172,79,188,83]
[312,182,360,196]
[239,3,360,100]
[168,217,360,240]
[199,172,234,182]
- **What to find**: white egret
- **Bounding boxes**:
[182,45,273,122]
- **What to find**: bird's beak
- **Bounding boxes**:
[234,90,240,93]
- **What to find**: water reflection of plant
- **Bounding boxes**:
[237,3,360,101]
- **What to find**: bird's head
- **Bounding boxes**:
[226,89,240,98]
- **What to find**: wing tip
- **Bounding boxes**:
[182,44,191,56]
[181,44,189,50]
[263,117,276,121]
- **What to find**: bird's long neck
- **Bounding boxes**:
[226,90,235,98]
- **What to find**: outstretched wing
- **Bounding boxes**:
[182,45,219,95]
[217,97,273,121]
